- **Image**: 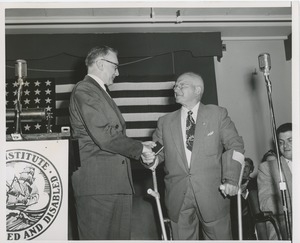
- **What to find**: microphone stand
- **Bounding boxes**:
[12,77,24,140]
[263,73,292,240]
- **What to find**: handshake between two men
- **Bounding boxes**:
[141,141,162,171]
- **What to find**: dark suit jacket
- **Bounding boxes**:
[152,103,245,222]
[69,75,143,197]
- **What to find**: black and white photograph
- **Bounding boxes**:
[2,1,299,242]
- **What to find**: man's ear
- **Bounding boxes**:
[96,60,104,71]
[195,86,202,95]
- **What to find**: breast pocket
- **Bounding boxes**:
[204,132,219,156]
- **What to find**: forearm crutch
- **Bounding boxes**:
[147,160,168,240]
[220,152,245,240]
[237,160,245,240]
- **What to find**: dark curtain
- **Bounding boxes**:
[6,32,222,106]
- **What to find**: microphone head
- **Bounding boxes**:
[15,59,27,78]
[258,53,271,74]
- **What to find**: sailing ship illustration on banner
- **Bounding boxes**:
[6,149,63,240]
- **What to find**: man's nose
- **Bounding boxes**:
[174,89,181,96]
[174,86,182,93]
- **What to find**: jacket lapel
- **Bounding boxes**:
[86,77,126,130]
[170,110,189,171]
[190,103,207,165]
[281,157,292,197]
[106,95,126,129]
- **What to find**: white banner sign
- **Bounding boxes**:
[6,139,68,241]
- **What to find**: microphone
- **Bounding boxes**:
[258,53,271,76]
[14,59,27,123]
[15,59,27,108]
[15,59,27,81]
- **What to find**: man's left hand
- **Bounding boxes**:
[219,183,239,197]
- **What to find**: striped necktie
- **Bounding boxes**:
[186,110,196,151]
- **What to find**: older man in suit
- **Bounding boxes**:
[142,72,245,240]
[69,46,154,240]
[258,123,292,240]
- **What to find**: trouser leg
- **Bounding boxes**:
[75,194,132,240]
[170,184,200,240]
[200,212,232,240]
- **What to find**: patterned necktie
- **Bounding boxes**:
[186,110,196,151]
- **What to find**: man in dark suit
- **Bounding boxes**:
[69,46,154,240]
[258,123,292,240]
[142,72,245,240]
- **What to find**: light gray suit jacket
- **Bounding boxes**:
[152,103,245,222]
[69,75,143,197]
[258,156,292,215]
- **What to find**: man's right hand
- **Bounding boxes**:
[141,150,155,164]
[141,156,159,171]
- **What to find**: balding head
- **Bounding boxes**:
[174,72,205,109]
[177,72,204,98]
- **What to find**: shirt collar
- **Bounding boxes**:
[88,74,108,92]
[182,102,200,118]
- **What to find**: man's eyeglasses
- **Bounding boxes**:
[173,83,191,90]
[101,59,119,69]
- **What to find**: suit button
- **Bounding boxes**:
[122,160,125,164]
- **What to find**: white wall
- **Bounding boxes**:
[214,40,292,175]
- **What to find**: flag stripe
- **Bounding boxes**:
[109,81,175,91]
[112,90,175,98]
[115,97,175,106]
[55,81,175,93]
[56,109,169,121]
[126,128,155,138]
[119,105,178,113]
[55,87,175,100]
[56,84,74,93]
[126,121,157,129]
[56,97,176,108]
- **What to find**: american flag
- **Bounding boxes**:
[6,78,56,134]
[6,75,179,140]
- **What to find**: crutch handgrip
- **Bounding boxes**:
[219,184,227,197]
[147,188,160,199]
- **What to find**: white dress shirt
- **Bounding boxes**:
[88,74,111,97]
[181,102,200,168]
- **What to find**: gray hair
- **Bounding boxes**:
[85,46,118,67]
